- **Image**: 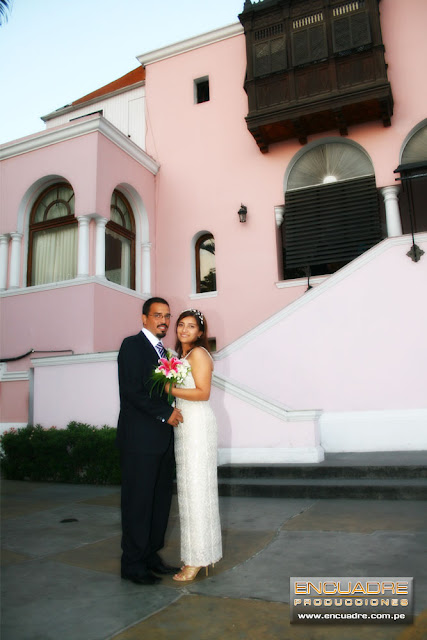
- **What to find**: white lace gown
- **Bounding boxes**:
[174,352,222,567]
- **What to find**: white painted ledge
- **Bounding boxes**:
[32,351,118,367]
[137,23,243,66]
[0,370,30,382]
[213,372,322,422]
[0,115,160,174]
[189,291,218,300]
[0,276,147,299]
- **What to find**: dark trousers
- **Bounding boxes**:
[119,434,174,575]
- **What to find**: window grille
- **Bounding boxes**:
[333,2,365,17]
[254,36,287,76]
[292,23,327,66]
[293,13,323,30]
[332,3,371,52]
[255,23,283,41]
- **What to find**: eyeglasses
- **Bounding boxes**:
[148,313,172,320]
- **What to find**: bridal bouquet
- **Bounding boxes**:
[149,354,191,404]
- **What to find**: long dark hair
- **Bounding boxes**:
[175,309,210,357]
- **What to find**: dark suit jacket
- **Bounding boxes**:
[116,331,174,454]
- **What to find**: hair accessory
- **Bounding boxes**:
[182,308,204,326]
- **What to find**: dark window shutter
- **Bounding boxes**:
[283,176,382,269]
[333,17,351,52]
[333,12,371,53]
[270,36,287,72]
[292,25,327,65]
[254,36,287,76]
[292,29,310,65]
[351,12,371,47]
[254,41,271,76]
[309,24,327,61]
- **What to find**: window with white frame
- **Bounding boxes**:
[195,233,216,293]
[27,183,77,286]
[106,190,135,289]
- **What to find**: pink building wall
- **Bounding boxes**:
[1,1,426,455]
[214,237,427,413]
[144,0,427,348]
[0,380,29,423]
[33,360,119,429]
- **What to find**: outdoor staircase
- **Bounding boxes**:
[215,452,427,500]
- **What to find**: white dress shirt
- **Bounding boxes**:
[142,328,165,359]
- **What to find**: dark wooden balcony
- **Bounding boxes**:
[239,0,393,152]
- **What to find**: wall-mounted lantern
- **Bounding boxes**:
[238,204,247,223]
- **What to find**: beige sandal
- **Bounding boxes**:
[172,565,208,582]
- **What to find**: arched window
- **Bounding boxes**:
[27,183,77,286]
[106,190,135,289]
[396,122,427,234]
[195,233,216,293]
[282,141,383,279]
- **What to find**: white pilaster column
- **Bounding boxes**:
[9,232,23,288]
[381,186,402,238]
[0,235,9,290]
[142,242,152,294]
[77,216,90,278]
[95,217,108,278]
[274,205,285,227]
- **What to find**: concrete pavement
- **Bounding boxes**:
[1,478,427,639]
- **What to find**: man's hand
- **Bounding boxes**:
[167,408,183,427]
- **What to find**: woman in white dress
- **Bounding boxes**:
[166,309,222,582]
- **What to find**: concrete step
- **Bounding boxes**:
[216,477,427,500]
[217,464,427,480]
[213,452,427,499]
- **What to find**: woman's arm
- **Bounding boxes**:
[167,347,212,401]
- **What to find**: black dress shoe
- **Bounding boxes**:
[147,561,180,575]
[121,571,161,585]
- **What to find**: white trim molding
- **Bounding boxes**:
[320,409,427,452]
[218,233,427,360]
[0,115,160,175]
[0,366,30,382]
[137,23,243,66]
[0,276,148,300]
[189,291,218,300]
[218,446,325,465]
[276,275,328,289]
[32,351,119,367]
[213,372,322,422]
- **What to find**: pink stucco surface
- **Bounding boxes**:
[1,283,149,361]
[0,381,29,422]
[144,0,427,348]
[215,238,427,413]
[0,123,156,288]
[210,385,318,448]
[33,361,119,428]
[1,1,426,447]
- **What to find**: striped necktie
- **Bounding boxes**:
[156,341,167,359]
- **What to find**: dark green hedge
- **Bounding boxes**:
[0,422,121,484]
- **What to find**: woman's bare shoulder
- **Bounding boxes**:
[188,346,213,368]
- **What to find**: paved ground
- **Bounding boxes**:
[1,479,426,640]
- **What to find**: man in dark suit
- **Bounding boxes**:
[117,297,183,585]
